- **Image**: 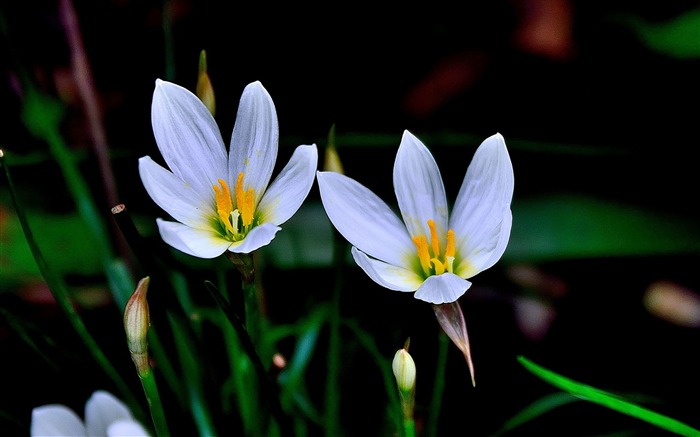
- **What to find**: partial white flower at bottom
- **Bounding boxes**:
[30,390,149,437]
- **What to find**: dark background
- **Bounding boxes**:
[1,1,700,436]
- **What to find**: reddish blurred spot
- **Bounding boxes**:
[403,0,574,120]
[272,352,287,370]
[513,0,575,60]
[506,264,568,298]
[402,50,488,120]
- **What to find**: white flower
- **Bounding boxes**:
[30,390,149,436]
[317,130,513,305]
[139,80,318,258]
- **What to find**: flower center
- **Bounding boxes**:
[412,219,455,277]
[213,172,255,241]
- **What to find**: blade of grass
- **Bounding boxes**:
[205,280,293,437]
[19,82,133,308]
[0,149,143,419]
[167,312,217,437]
[518,356,700,436]
[491,392,579,436]
[424,332,449,437]
[343,319,403,437]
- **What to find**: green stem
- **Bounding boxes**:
[167,313,217,437]
[241,278,262,351]
[0,150,142,417]
[425,332,449,437]
[204,281,293,437]
[138,367,171,437]
[342,320,403,435]
[324,235,345,437]
[215,265,260,436]
[403,418,416,437]
[111,204,188,410]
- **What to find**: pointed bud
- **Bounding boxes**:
[124,277,151,376]
[323,124,344,174]
[433,300,476,386]
[392,339,416,419]
[393,348,416,394]
[196,50,216,116]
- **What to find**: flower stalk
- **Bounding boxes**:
[392,340,417,437]
[124,277,170,437]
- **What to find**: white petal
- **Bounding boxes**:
[228,222,281,253]
[85,390,134,436]
[450,133,514,276]
[157,219,231,258]
[139,156,214,228]
[394,130,449,239]
[31,405,87,436]
[351,247,424,292]
[456,211,512,277]
[317,171,415,268]
[107,419,151,437]
[229,81,279,202]
[257,144,318,225]
[414,273,471,304]
[151,80,227,196]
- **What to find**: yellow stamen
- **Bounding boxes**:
[412,235,431,275]
[235,172,255,228]
[414,220,457,277]
[445,229,455,258]
[213,179,235,234]
[445,229,456,272]
[428,219,440,258]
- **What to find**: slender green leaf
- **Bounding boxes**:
[0,150,143,418]
[343,320,403,436]
[492,392,579,436]
[518,356,700,436]
[167,313,217,437]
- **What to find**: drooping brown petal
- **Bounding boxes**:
[433,300,476,386]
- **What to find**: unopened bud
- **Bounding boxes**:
[124,277,151,376]
[196,50,216,116]
[323,124,344,174]
[392,340,416,420]
[391,339,416,392]
[392,347,416,394]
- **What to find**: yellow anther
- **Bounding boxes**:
[445,229,455,258]
[235,172,255,228]
[412,235,431,275]
[427,219,440,258]
[414,220,457,277]
[213,179,235,234]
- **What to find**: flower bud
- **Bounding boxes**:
[392,340,416,420]
[196,50,216,116]
[392,347,416,394]
[124,277,151,376]
[323,124,344,174]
